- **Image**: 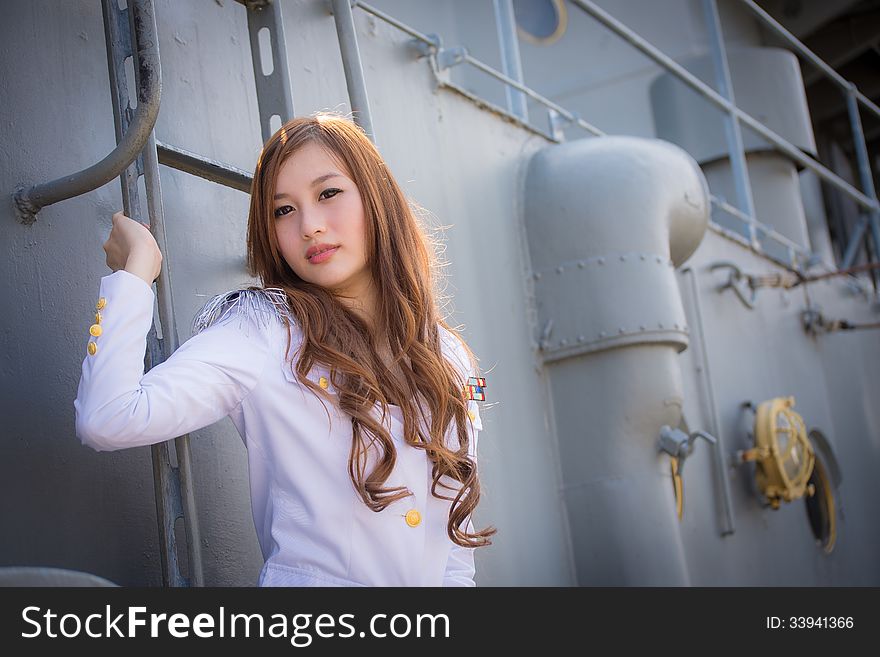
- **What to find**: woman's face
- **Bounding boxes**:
[273,142,372,301]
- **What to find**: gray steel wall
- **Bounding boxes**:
[675,235,880,585]
[1,0,878,586]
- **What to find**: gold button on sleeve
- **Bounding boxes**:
[319,376,329,389]
[89,324,103,337]
[405,509,421,527]
[96,297,106,310]
[95,311,102,324]
[468,410,476,422]
[87,342,98,356]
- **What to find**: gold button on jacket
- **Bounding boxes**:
[87,342,98,356]
[89,324,103,337]
[95,297,106,310]
[405,509,422,527]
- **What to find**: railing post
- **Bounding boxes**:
[493,0,528,121]
[240,0,296,142]
[841,214,869,270]
[845,83,880,288]
[703,0,759,251]
[102,0,204,587]
[330,0,377,145]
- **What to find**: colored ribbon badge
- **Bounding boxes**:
[463,376,487,401]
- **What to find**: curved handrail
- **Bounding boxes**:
[12,0,161,224]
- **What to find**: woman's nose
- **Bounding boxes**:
[300,210,326,239]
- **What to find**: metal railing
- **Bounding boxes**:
[21,0,872,279]
[351,0,878,278]
[12,3,161,225]
[718,0,880,275]
[11,0,205,587]
[97,0,205,588]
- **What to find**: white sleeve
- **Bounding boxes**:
[74,270,277,452]
[442,332,483,587]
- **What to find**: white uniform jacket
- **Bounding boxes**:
[74,269,484,587]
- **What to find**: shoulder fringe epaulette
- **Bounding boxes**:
[191,286,294,336]
[439,326,475,381]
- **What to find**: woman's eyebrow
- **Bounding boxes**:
[274,173,343,200]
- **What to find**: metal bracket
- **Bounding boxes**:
[801,307,880,335]
[410,32,442,59]
[243,0,295,142]
[234,0,272,10]
[546,108,577,142]
[659,425,717,476]
[437,45,468,70]
[709,261,757,309]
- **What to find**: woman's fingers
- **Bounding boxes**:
[105,210,156,273]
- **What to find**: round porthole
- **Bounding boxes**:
[739,404,840,552]
[514,0,568,45]
[805,438,837,553]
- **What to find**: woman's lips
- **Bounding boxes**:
[308,246,339,264]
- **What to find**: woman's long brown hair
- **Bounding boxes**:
[246,111,496,549]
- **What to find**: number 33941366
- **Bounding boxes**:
[766,616,854,629]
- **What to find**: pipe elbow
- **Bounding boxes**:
[524,136,708,358]
[525,135,709,267]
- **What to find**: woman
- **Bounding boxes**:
[74,111,496,587]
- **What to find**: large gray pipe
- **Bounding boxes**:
[524,136,709,585]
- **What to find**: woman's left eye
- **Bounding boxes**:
[274,189,341,218]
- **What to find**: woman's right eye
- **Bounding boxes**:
[274,205,293,218]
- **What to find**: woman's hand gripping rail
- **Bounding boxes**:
[74,214,278,451]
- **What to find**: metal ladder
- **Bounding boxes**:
[12,0,375,586]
